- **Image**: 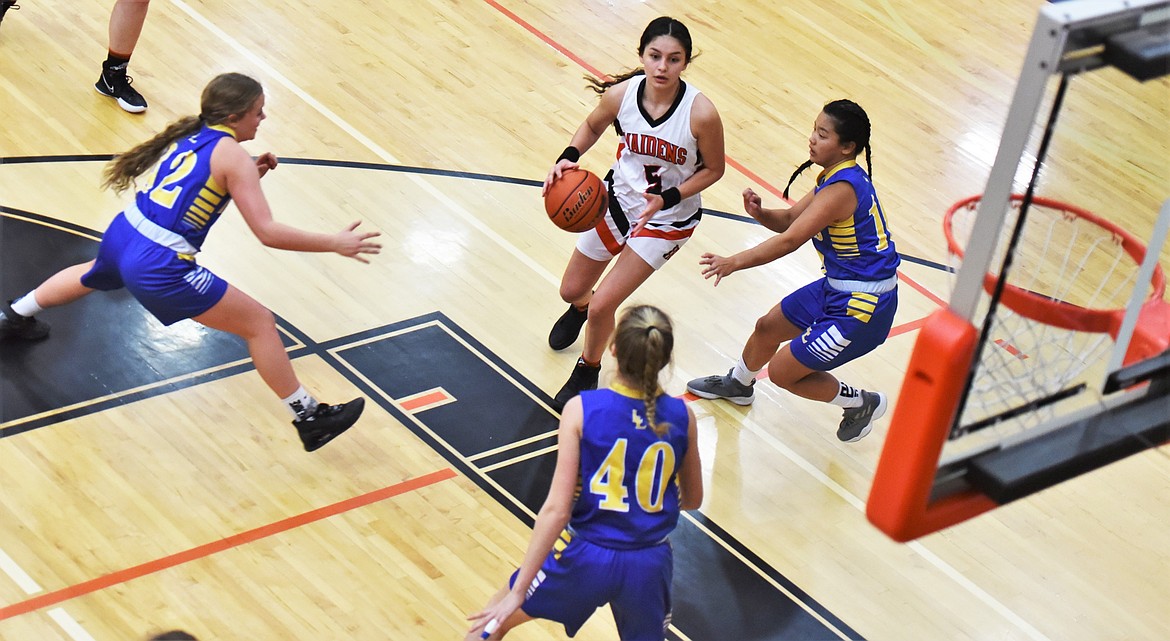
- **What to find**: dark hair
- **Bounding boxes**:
[103,73,264,194]
[611,305,675,436]
[782,99,873,199]
[587,17,694,94]
[148,632,198,641]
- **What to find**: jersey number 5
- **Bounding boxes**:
[643,165,664,194]
[589,438,677,513]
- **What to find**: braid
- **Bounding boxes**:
[586,69,646,95]
[782,160,814,200]
[102,117,202,194]
[102,72,265,195]
[612,305,675,437]
[641,326,666,435]
[844,100,873,179]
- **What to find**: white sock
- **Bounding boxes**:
[829,382,864,408]
[730,358,760,386]
[282,386,318,419]
[9,292,43,317]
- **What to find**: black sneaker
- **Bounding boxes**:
[837,391,887,443]
[548,303,588,351]
[95,66,148,113]
[0,299,50,341]
[552,358,600,411]
[0,2,20,26]
[293,397,365,452]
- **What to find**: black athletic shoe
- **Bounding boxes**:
[0,299,50,341]
[0,2,20,26]
[95,66,148,113]
[552,357,600,411]
[293,397,365,452]
[548,303,588,351]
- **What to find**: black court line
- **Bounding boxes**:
[0,159,881,638]
[0,155,951,267]
[328,314,863,641]
[0,211,300,433]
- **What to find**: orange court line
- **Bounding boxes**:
[0,468,457,621]
[400,389,453,412]
[481,0,606,80]
[889,316,929,338]
[481,0,946,337]
[898,271,947,307]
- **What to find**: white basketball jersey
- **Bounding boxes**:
[609,75,703,227]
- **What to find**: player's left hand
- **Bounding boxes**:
[466,591,523,640]
[633,192,664,236]
[699,252,739,286]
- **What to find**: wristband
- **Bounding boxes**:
[557,146,581,163]
[660,187,681,210]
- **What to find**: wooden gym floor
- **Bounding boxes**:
[1,1,1168,640]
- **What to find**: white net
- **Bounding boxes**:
[941,195,1156,457]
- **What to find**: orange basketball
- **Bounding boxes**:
[544,168,608,233]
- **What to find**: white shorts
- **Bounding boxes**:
[575,208,698,270]
[575,229,689,270]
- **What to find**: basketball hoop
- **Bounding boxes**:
[944,193,1169,364]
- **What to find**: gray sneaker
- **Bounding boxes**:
[837,391,887,442]
[686,369,755,406]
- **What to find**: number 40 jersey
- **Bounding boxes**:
[570,386,691,549]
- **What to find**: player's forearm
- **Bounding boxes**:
[254,222,338,253]
[510,504,571,596]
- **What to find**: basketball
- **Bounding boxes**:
[545,168,608,233]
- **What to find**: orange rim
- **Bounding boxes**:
[943,194,1167,335]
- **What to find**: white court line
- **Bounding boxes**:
[168,0,561,289]
[169,2,1049,639]
[48,608,98,641]
[0,547,41,593]
[749,426,1051,641]
[1,548,94,640]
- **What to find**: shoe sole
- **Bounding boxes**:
[94,84,147,113]
[685,385,755,406]
[839,393,887,443]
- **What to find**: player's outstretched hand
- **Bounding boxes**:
[334,221,382,263]
[699,251,739,287]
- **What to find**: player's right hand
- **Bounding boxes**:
[543,160,579,197]
[334,221,383,263]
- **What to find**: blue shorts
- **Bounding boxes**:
[511,530,672,640]
[80,214,228,326]
[781,278,898,371]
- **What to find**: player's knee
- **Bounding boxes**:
[235,305,276,339]
[586,293,620,321]
[558,281,590,304]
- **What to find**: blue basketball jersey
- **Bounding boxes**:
[132,124,235,250]
[811,161,900,281]
[570,385,690,549]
